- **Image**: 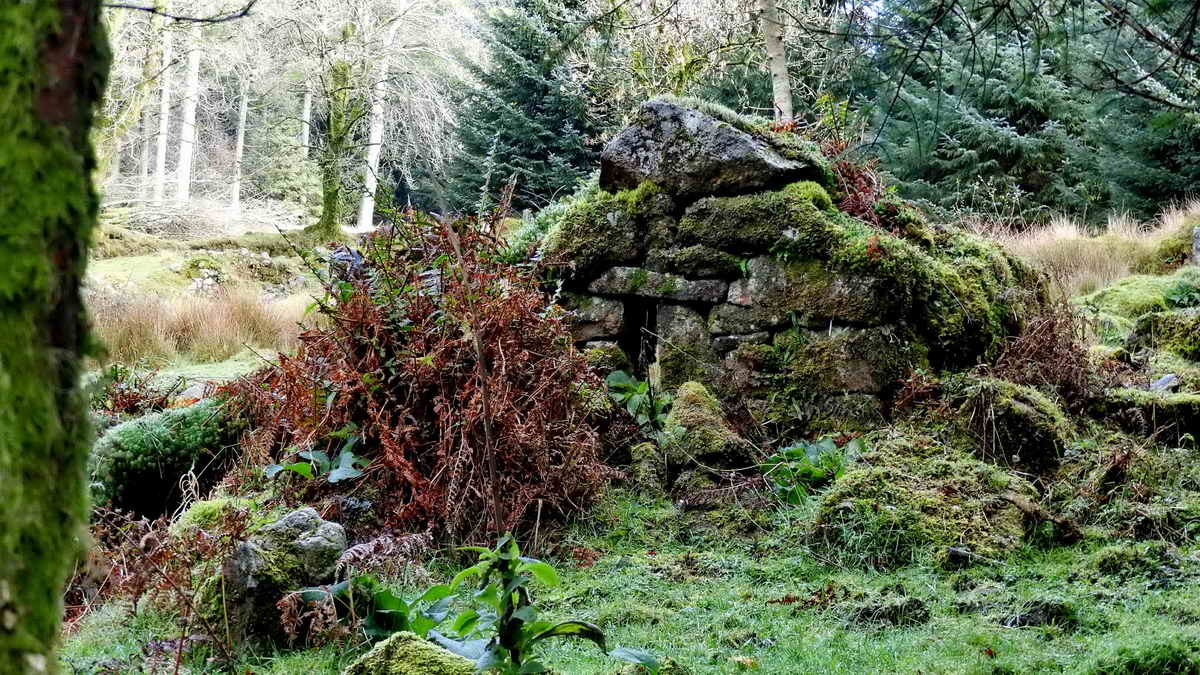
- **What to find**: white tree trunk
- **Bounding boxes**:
[139,106,151,202]
[175,23,201,202]
[152,28,173,205]
[356,26,397,230]
[758,0,793,122]
[230,86,249,214]
[299,84,312,158]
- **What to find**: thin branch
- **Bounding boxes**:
[103,0,259,24]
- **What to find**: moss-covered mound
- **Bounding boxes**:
[343,631,474,675]
[947,376,1073,473]
[1077,266,1200,321]
[1127,308,1200,360]
[90,398,240,517]
[811,433,1036,570]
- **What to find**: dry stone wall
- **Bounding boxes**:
[545,99,1045,434]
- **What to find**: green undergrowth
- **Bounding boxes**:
[62,487,1200,674]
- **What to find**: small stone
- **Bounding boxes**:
[565,295,624,341]
[1151,374,1181,392]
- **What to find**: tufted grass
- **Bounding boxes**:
[974,199,1200,298]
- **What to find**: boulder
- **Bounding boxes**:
[600,99,831,200]
[951,377,1072,473]
[1126,308,1200,360]
[588,266,727,303]
[199,507,347,644]
[565,294,625,342]
[342,631,474,675]
[718,256,893,327]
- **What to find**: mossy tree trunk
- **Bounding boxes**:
[306,59,358,240]
[0,1,108,672]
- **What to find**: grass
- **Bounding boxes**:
[972,199,1199,298]
[61,491,1200,674]
[88,286,308,365]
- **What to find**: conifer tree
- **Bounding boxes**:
[446,1,597,213]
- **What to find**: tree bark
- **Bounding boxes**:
[0,0,108,671]
[299,83,312,159]
[231,85,248,214]
[175,22,200,202]
[758,0,793,122]
[152,20,172,206]
[307,59,356,239]
[356,26,397,231]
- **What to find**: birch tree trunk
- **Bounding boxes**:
[175,23,201,202]
[231,85,248,214]
[758,0,793,122]
[356,27,397,230]
[139,106,152,201]
[0,0,108,669]
[300,84,312,159]
[152,25,172,205]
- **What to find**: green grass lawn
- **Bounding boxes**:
[61,491,1200,674]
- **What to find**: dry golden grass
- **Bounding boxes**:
[89,287,308,365]
[972,199,1200,297]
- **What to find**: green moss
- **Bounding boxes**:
[628,267,649,291]
[543,181,671,280]
[1128,309,1200,360]
[812,437,1035,570]
[189,231,312,257]
[1077,267,1200,319]
[91,226,176,259]
[90,398,241,518]
[0,1,110,668]
[874,195,935,247]
[1090,388,1200,443]
[582,343,630,375]
[679,181,835,255]
[343,631,475,675]
[663,382,749,465]
[645,244,742,279]
[947,376,1072,473]
[1133,221,1198,274]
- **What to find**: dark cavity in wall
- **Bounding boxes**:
[618,298,657,379]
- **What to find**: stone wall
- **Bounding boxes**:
[545,99,1044,434]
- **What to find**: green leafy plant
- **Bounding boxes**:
[762,436,863,504]
[606,370,672,432]
[265,436,368,484]
[289,574,454,641]
[431,534,658,674]
[1167,280,1200,308]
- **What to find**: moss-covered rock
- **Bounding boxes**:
[1127,308,1200,360]
[197,507,347,645]
[812,437,1035,569]
[645,244,743,279]
[1077,267,1200,319]
[947,376,1072,474]
[1090,388,1200,443]
[582,342,632,375]
[542,182,672,280]
[654,304,719,392]
[678,181,836,255]
[342,631,474,675]
[90,398,240,518]
[663,382,752,467]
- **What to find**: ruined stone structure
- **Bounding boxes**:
[546,99,1044,433]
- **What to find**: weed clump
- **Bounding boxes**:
[1082,634,1200,674]
[224,212,615,544]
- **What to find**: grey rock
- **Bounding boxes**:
[588,266,727,304]
[1151,374,1182,392]
[708,303,780,335]
[565,294,625,341]
[206,507,347,643]
[600,100,826,200]
[712,332,771,353]
[653,304,720,391]
[723,256,892,325]
[258,506,347,580]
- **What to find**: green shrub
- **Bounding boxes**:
[90,398,240,517]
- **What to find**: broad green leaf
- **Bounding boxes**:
[284,462,314,479]
[530,620,607,651]
[512,605,538,622]
[518,560,559,587]
[417,584,453,605]
[609,647,659,673]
